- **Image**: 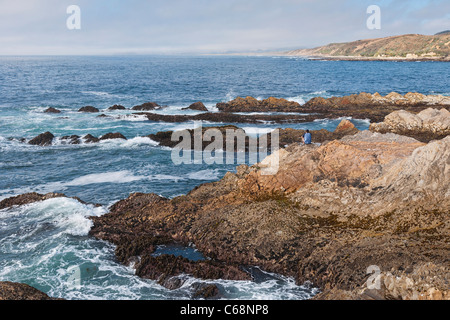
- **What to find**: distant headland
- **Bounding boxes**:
[282,33,450,61]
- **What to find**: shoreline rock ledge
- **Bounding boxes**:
[89,109,450,300]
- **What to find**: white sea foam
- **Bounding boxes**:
[116,114,149,122]
[285,95,306,105]
[186,169,220,181]
[66,171,146,187]
[81,91,135,100]
[149,174,186,182]
[0,171,147,199]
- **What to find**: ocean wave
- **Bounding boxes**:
[81,91,135,100]
[66,171,147,187]
[186,169,221,181]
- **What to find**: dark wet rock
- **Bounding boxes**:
[28,132,54,146]
[44,107,61,114]
[137,112,324,124]
[108,104,127,111]
[96,114,109,118]
[131,102,161,111]
[61,135,81,145]
[78,106,99,113]
[182,101,208,111]
[135,254,251,290]
[0,282,63,300]
[82,134,100,143]
[192,283,221,300]
[0,192,68,210]
[99,132,127,140]
[217,96,302,113]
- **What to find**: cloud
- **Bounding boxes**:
[0,0,448,55]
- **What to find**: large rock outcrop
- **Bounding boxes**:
[303,92,450,122]
[369,108,450,142]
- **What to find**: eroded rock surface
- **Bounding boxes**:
[370,108,450,142]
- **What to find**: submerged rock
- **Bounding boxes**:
[28,132,54,146]
[192,283,221,300]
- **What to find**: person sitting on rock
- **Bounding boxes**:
[302,130,312,145]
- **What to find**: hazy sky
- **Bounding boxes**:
[0,0,449,55]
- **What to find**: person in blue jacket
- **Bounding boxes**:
[302,130,312,145]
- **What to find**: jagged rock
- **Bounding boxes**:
[99,132,127,140]
[28,132,54,146]
[61,135,81,145]
[78,106,99,113]
[0,192,67,210]
[182,102,208,111]
[131,102,161,111]
[44,107,61,114]
[0,282,62,300]
[82,134,100,143]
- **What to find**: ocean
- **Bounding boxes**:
[0,55,448,300]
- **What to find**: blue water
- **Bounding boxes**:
[0,55,448,300]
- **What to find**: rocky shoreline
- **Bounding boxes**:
[1,100,449,300]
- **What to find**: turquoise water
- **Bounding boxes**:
[0,55,448,300]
